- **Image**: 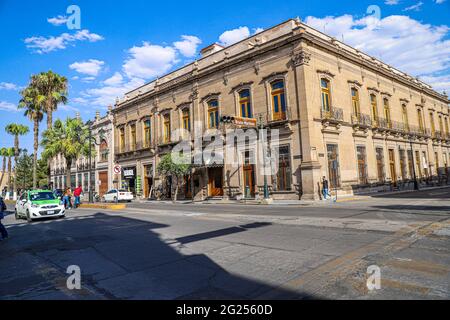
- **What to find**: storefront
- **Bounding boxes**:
[143,165,153,199]
[122,166,137,195]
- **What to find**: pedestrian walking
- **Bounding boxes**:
[73,185,83,208]
[322,176,330,200]
[0,196,9,241]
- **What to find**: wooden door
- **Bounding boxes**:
[243,165,255,198]
[388,149,397,184]
[208,168,223,197]
[98,171,108,196]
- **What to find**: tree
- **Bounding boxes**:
[5,147,14,194]
[18,86,44,188]
[41,117,92,189]
[5,123,30,195]
[30,71,68,130]
[15,150,33,191]
[157,153,191,202]
[0,148,7,188]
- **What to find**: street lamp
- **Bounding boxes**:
[85,120,105,203]
[409,134,419,191]
[257,114,270,200]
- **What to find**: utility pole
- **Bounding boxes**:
[88,122,94,203]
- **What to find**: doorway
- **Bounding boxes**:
[98,171,108,196]
[208,167,223,197]
[243,164,255,198]
[388,149,397,185]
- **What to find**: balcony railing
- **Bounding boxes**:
[351,113,372,127]
[320,107,344,122]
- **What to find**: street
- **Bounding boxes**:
[1,188,449,300]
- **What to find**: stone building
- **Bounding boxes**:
[49,109,115,197]
[112,18,450,201]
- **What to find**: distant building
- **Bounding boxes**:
[49,108,115,197]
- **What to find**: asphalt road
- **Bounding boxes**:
[1,188,449,300]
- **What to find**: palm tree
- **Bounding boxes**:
[31,71,68,187]
[42,117,92,189]
[5,123,29,196]
[0,147,7,189]
[19,86,44,188]
[31,71,68,129]
[6,147,15,195]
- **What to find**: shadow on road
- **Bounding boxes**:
[370,188,449,200]
[0,211,315,300]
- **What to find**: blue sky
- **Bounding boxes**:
[0,0,449,153]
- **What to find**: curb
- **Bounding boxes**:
[78,203,127,210]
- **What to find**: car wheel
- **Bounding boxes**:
[113,197,117,203]
[15,209,20,220]
[102,196,106,203]
[26,210,32,223]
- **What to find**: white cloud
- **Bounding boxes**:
[47,15,68,26]
[58,104,79,112]
[218,26,264,47]
[69,59,104,76]
[81,77,96,83]
[385,0,399,5]
[25,29,104,54]
[420,74,450,93]
[435,0,446,4]
[103,72,124,86]
[304,14,450,93]
[403,1,423,11]
[0,82,19,90]
[218,27,251,46]
[173,35,202,58]
[81,77,146,107]
[0,101,18,112]
[123,42,178,79]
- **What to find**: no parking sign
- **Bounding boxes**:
[113,165,122,175]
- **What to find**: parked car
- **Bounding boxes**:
[15,190,66,222]
[103,189,134,203]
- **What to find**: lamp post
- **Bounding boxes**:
[257,114,270,200]
[409,134,419,191]
[85,121,104,203]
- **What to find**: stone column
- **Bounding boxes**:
[291,41,322,200]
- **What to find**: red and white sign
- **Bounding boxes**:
[113,165,122,175]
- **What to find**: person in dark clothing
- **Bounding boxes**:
[322,176,330,200]
[0,197,9,240]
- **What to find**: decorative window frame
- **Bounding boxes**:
[160,109,172,143]
[231,82,254,118]
[367,88,379,120]
[348,80,362,116]
[317,70,334,112]
[201,93,221,130]
[262,71,290,120]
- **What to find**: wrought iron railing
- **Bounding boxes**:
[351,113,372,127]
[320,107,344,122]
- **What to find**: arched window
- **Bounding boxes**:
[370,94,378,122]
[100,140,108,162]
[271,80,287,121]
[182,109,190,132]
[383,98,391,127]
[321,79,331,113]
[351,88,360,116]
[143,118,151,147]
[239,89,252,118]
[207,100,219,129]
[402,104,409,130]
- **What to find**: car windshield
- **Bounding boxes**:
[30,192,56,201]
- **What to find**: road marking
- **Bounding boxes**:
[386,258,449,276]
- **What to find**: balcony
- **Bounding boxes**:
[320,107,344,123]
[76,162,96,172]
[351,113,372,128]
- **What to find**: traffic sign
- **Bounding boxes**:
[113,165,122,175]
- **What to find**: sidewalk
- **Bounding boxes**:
[132,184,449,206]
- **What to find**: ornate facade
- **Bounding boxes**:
[112,19,450,201]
